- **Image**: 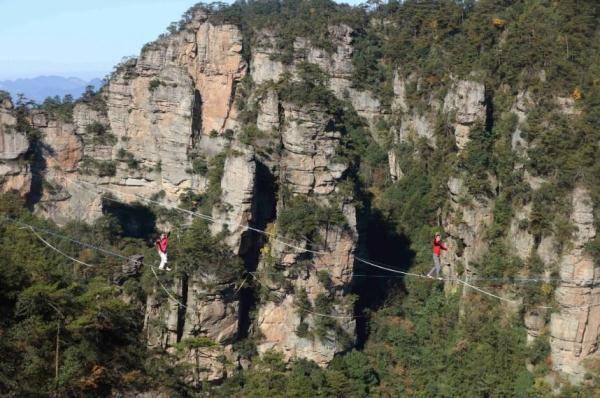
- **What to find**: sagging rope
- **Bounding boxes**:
[4,216,187,309]
[65,177,600,286]
[32,166,599,286]
[15,215,348,317]
[5,216,600,311]
[149,262,187,309]
[66,176,328,256]
[354,255,600,285]
[457,278,520,305]
[16,164,600,310]
[27,226,95,268]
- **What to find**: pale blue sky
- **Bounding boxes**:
[0,0,364,80]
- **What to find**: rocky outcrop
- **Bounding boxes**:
[280,104,346,196]
[250,30,285,85]
[1,6,597,388]
[210,148,256,252]
[0,99,31,194]
[443,79,486,150]
[550,187,599,382]
[443,176,493,277]
[255,102,356,365]
[256,90,280,132]
[182,21,246,136]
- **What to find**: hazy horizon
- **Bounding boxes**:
[0,0,365,81]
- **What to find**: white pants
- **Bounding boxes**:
[427,254,441,277]
[158,251,168,269]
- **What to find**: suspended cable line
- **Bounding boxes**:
[4,216,600,311]
[17,158,599,310]
[66,175,328,256]
[27,226,95,268]
[3,216,188,308]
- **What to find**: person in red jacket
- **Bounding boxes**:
[427,233,447,280]
[155,232,170,271]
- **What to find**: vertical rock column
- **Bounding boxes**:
[0,98,31,194]
[550,187,599,382]
[255,103,356,366]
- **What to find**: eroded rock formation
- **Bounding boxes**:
[0,6,597,387]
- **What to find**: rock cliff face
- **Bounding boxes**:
[385,68,598,381]
[550,187,599,383]
[0,7,597,386]
[254,101,356,365]
[0,99,31,194]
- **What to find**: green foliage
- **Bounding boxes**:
[213,351,377,398]
[459,122,495,198]
[295,322,310,339]
[179,150,226,214]
[528,336,551,367]
[85,121,117,146]
[351,29,393,105]
[205,151,227,207]
[585,236,600,267]
[116,148,140,170]
[171,218,244,282]
[14,95,42,142]
[80,85,107,114]
[476,241,523,279]
[364,291,533,397]
[0,197,150,396]
[174,336,218,352]
[2,1,599,395]
[148,79,162,92]
[40,95,75,123]
[239,123,266,146]
[278,63,337,108]
[80,156,117,177]
[277,195,347,244]
[207,0,366,64]
[0,90,10,102]
[487,193,513,239]
[316,269,331,290]
[294,287,311,319]
[186,155,208,175]
[313,293,335,342]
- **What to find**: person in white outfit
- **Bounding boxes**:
[155,232,171,271]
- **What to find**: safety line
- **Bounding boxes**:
[33,168,600,286]
[457,278,518,305]
[149,263,187,309]
[354,256,429,279]
[233,276,248,295]
[353,256,600,309]
[3,216,129,259]
[5,216,600,311]
[4,216,251,311]
[67,176,328,255]
[354,255,599,285]
[353,260,519,306]
[3,216,188,309]
[27,226,95,268]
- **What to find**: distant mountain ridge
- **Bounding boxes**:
[0,75,103,103]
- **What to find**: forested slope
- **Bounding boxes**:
[0,1,598,396]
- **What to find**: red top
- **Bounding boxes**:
[156,236,168,252]
[432,237,447,256]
